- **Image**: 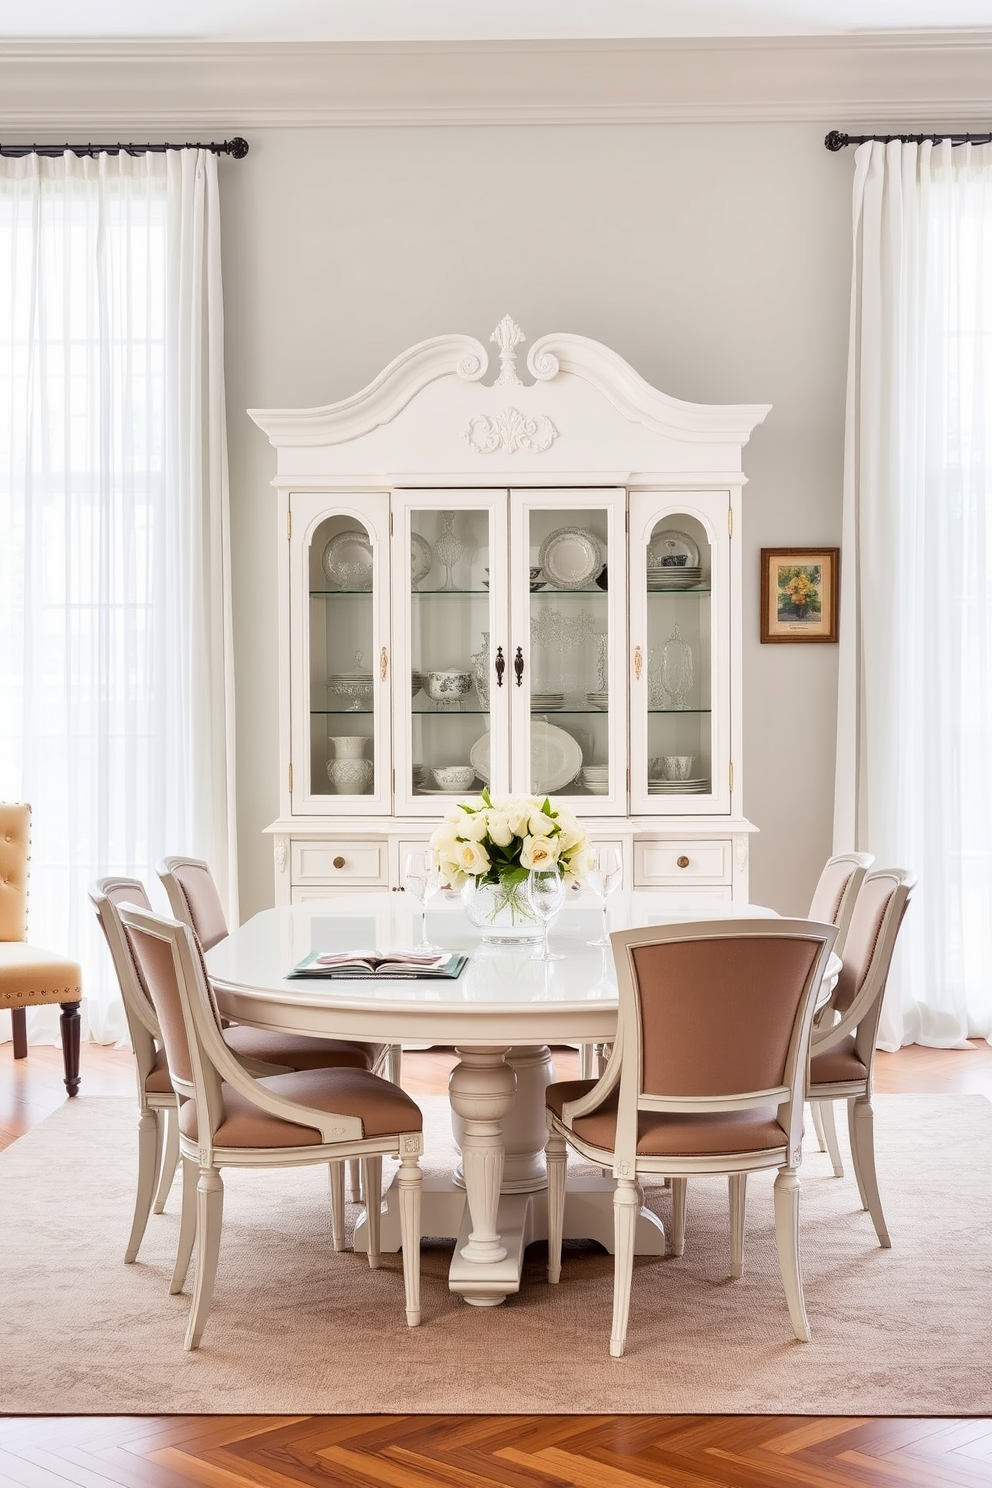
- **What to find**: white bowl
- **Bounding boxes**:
[432,765,477,790]
[425,670,473,703]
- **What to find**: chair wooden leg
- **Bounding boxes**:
[185,1166,224,1351]
[59,1001,81,1096]
[386,1044,402,1084]
[848,1095,890,1248]
[773,1165,810,1342]
[329,1161,346,1251]
[669,1176,687,1258]
[728,1173,747,1278]
[124,1109,160,1263]
[362,1156,383,1269]
[545,1130,567,1283]
[810,1100,827,1152]
[10,1006,28,1059]
[610,1177,640,1358]
[347,1159,362,1203]
[818,1098,844,1176]
[154,1107,179,1214]
[579,1043,596,1079]
[397,1153,423,1326]
[170,1155,198,1295]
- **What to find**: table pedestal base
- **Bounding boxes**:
[353,1174,667,1306]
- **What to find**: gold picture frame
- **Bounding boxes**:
[760,548,839,643]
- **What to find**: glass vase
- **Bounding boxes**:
[461,873,543,944]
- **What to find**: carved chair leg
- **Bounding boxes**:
[329,1161,346,1251]
[10,1006,28,1059]
[728,1172,747,1278]
[362,1156,383,1269]
[125,1108,161,1263]
[171,1156,198,1295]
[669,1176,687,1258]
[154,1106,180,1214]
[545,1130,568,1284]
[773,1165,810,1342]
[610,1177,641,1358]
[848,1095,890,1248]
[59,1001,81,1096]
[185,1166,224,1351]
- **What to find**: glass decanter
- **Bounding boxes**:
[660,625,693,710]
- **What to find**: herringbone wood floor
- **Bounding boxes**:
[2,1038,991,1488]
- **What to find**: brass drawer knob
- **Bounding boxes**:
[676,855,690,869]
[333,855,346,869]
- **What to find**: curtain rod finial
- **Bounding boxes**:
[825,131,849,152]
[228,137,249,159]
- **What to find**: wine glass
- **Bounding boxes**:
[527,867,566,962]
[586,845,622,947]
[403,850,442,952]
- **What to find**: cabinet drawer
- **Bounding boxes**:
[291,840,387,886]
[634,840,732,886]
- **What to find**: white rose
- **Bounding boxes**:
[527,811,556,838]
[459,811,490,843]
[520,835,561,871]
[456,839,492,876]
[506,806,532,837]
[431,824,460,859]
[487,811,515,848]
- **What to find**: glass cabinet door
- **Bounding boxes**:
[509,489,627,813]
[628,492,731,814]
[289,492,391,815]
[391,490,509,814]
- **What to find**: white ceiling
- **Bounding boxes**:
[1,0,991,41]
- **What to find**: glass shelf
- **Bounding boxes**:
[310,588,375,598]
[647,587,711,596]
[312,708,375,717]
[648,707,712,716]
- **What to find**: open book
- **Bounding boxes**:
[289,949,466,979]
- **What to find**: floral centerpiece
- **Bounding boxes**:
[429,788,593,943]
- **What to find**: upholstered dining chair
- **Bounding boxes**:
[545,917,836,1357]
[807,868,916,1248]
[91,877,386,1271]
[118,901,424,1351]
[806,851,874,1156]
[1,803,82,1096]
[157,853,403,1149]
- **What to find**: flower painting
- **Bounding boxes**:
[760,548,839,643]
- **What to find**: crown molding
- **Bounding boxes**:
[0,33,990,130]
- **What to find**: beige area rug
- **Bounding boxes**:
[1,1093,990,1416]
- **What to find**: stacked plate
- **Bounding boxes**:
[648,776,710,795]
[647,565,703,592]
[581,765,610,795]
[586,690,609,711]
[530,692,565,710]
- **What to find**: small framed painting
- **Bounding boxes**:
[760,548,839,643]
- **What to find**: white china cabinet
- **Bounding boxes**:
[249,317,769,904]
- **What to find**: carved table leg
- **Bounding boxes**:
[447,1048,516,1271]
[59,1001,81,1097]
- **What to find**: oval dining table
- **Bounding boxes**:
[206,890,837,1308]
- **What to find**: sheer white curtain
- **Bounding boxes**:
[0,148,237,1045]
[836,138,992,1049]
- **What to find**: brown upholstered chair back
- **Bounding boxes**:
[90,879,160,1084]
[808,852,874,957]
[0,803,31,942]
[813,869,915,1070]
[123,915,202,1095]
[630,933,825,1100]
[157,857,229,952]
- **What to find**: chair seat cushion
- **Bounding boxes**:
[0,943,82,1005]
[223,1024,379,1073]
[809,1035,868,1087]
[547,1079,786,1158]
[179,1066,423,1149]
[144,1045,175,1094]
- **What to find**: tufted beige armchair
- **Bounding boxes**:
[0,803,83,1095]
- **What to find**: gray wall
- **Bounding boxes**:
[220,122,852,918]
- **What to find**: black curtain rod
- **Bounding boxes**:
[0,137,248,159]
[826,129,991,151]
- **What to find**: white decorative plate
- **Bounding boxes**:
[410,533,433,589]
[539,527,604,590]
[322,530,373,589]
[647,528,700,569]
[470,722,583,794]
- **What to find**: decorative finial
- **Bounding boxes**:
[490,315,525,388]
